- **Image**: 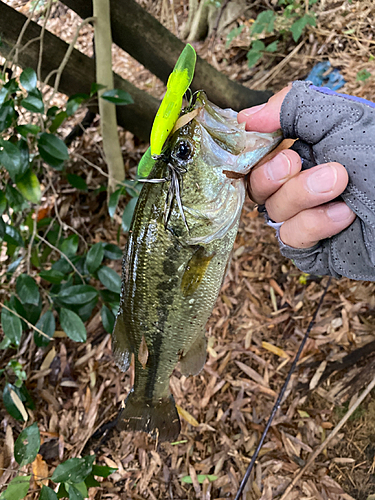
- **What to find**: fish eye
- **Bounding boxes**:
[175,141,192,161]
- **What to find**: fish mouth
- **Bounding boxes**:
[192,92,282,166]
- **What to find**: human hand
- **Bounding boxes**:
[238,85,355,249]
[237,81,375,280]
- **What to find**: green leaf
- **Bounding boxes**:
[101,89,134,105]
[49,111,68,134]
[137,147,155,178]
[67,174,87,191]
[0,191,6,215]
[290,14,316,42]
[247,48,263,68]
[103,243,123,260]
[16,169,41,204]
[38,133,69,167]
[226,25,244,48]
[51,455,96,484]
[14,422,40,466]
[34,310,55,347]
[68,481,87,499]
[58,234,78,258]
[1,222,24,247]
[2,383,28,421]
[86,243,104,274]
[108,188,122,218]
[57,285,98,305]
[97,266,121,294]
[39,269,65,284]
[16,274,40,306]
[21,88,44,113]
[20,68,37,92]
[101,305,115,333]
[0,138,24,181]
[59,308,87,342]
[5,184,28,212]
[0,475,30,500]
[1,304,22,346]
[251,10,275,34]
[66,94,89,116]
[66,485,84,500]
[84,474,100,488]
[265,40,278,52]
[181,474,218,484]
[56,483,69,499]
[40,485,59,500]
[90,82,107,95]
[92,464,117,478]
[0,100,16,132]
[121,197,138,232]
[356,69,371,82]
[16,124,40,137]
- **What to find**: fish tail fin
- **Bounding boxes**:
[117,392,181,442]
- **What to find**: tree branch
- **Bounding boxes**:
[92,0,124,193]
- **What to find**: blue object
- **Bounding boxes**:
[306,61,346,91]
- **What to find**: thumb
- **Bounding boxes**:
[238,84,292,133]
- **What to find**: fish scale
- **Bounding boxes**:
[112,92,282,441]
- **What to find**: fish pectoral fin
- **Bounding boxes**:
[181,246,215,297]
[179,333,207,376]
[112,311,132,372]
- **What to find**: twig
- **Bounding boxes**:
[252,40,305,89]
[37,235,85,283]
[46,169,89,251]
[209,0,230,48]
[73,153,139,195]
[92,0,125,195]
[37,0,53,83]
[5,0,43,69]
[42,16,96,104]
[278,373,375,500]
[0,303,51,340]
[234,278,331,500]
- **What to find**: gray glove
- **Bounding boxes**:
[274,80,375,281]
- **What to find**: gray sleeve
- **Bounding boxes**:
[277,80,375,281]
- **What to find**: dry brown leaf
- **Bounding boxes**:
[172,108,200,134]
[32,454,49,487]
[262,341,288,358]
[176,405,199,427]
[9,389,28,421]
[138,335,149,369]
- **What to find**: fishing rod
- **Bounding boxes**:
[234,277,332,500]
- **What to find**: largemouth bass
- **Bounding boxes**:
[113,92,282,441]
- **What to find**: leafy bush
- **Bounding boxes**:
[0,422,117,500]
[227,0,318,68]
[0,66,136,425]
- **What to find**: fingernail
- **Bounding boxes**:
[240,103,267,117]
[306,165,337,194]
[265,152,291,181]
[327,202,353,222]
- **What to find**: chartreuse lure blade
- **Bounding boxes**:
[150,44,196,157]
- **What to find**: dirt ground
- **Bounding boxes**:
[1,0,375,499]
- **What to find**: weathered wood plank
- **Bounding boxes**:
[60,0,272,110]
[0,0,158,140]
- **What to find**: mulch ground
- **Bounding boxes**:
[1,1,375,499]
